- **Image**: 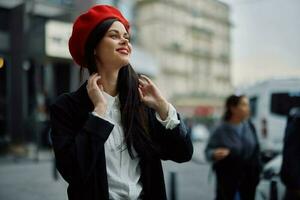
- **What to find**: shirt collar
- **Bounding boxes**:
[102,91,119,111]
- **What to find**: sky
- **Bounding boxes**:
[220,0,300,87]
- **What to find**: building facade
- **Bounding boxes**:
[0,0,92,146]
[135,0,233,117]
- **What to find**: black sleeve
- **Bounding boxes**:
[50,95,114,185]
[280,116,300,189]
[148,110,193,163]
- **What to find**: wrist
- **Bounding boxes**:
[156,99,169,120]
[93,105,106,117]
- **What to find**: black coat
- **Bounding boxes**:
[280,109,300,190]
[49,82,193,200]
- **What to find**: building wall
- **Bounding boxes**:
[136,0,233,104]
[0,0,87,144]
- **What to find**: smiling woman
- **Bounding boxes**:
[93,21,132,72]
[49,4,193,200]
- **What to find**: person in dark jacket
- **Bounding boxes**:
[50,5,193,200]
[205,94,262,200]
[280,107,300,200]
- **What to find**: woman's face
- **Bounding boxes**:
[94,21,132,69]
[231,96,250,120]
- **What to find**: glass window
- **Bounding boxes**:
[271,92,300,116]
[249,96,258,118]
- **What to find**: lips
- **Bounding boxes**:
[116,47,129,55]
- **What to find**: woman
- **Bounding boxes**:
[205,95,262,200]
[50,5,193,200]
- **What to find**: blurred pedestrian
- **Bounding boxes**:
[205,94,262,200]
[185,118,194,137]
[36,90,51,148]
[280,107,300,200]
[49,5,193,200]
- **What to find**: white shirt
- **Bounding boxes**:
[92,92,180,200]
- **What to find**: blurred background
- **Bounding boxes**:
[0,0,299,199]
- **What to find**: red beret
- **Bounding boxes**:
[69,5,130,67]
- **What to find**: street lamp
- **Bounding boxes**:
[0,57,4,69]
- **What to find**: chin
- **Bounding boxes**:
[119,59,130,67]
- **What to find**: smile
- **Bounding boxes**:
[116,48,129,55]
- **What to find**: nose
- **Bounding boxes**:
[119,37,129,45]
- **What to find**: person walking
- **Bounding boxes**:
[205,94,262,200]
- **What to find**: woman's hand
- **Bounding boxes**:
[87,73,107,116]
[138,75,169,120]
[213,148,230,161]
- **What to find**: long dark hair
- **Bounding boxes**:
[83,18,154,158]
[223,94,246,121]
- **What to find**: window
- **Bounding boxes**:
[271,92,300,116]
[249,96,258,118]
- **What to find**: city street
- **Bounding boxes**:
[0,0,298,199]
[0,141,215,200]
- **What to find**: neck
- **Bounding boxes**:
[96,65,119,97]
[228,116,243,125]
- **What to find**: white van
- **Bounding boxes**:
[240,78,300,159]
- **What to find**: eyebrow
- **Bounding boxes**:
[108,29,129,36]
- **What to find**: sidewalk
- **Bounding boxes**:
[0,159,68,200]
[0,147,68,200]
[0,142,215,200]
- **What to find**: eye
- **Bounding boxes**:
[124,36,131,41]
[110,34,119,39]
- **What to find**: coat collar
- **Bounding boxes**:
[72,80,94,114]
[72,81,120,115]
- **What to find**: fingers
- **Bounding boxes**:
[139,74,152,85]
[216,148,230,152]
[214,148,230,161]
[138,87,144,101]
[99,84,104,91]
[138,75,153,91]
[87,73,97,89]
[139,78,148,87]
[215,149,230,156]
[217,152,227,157]
[214,153,226,161]
[92,75,101,89]
[88,73,102,89]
